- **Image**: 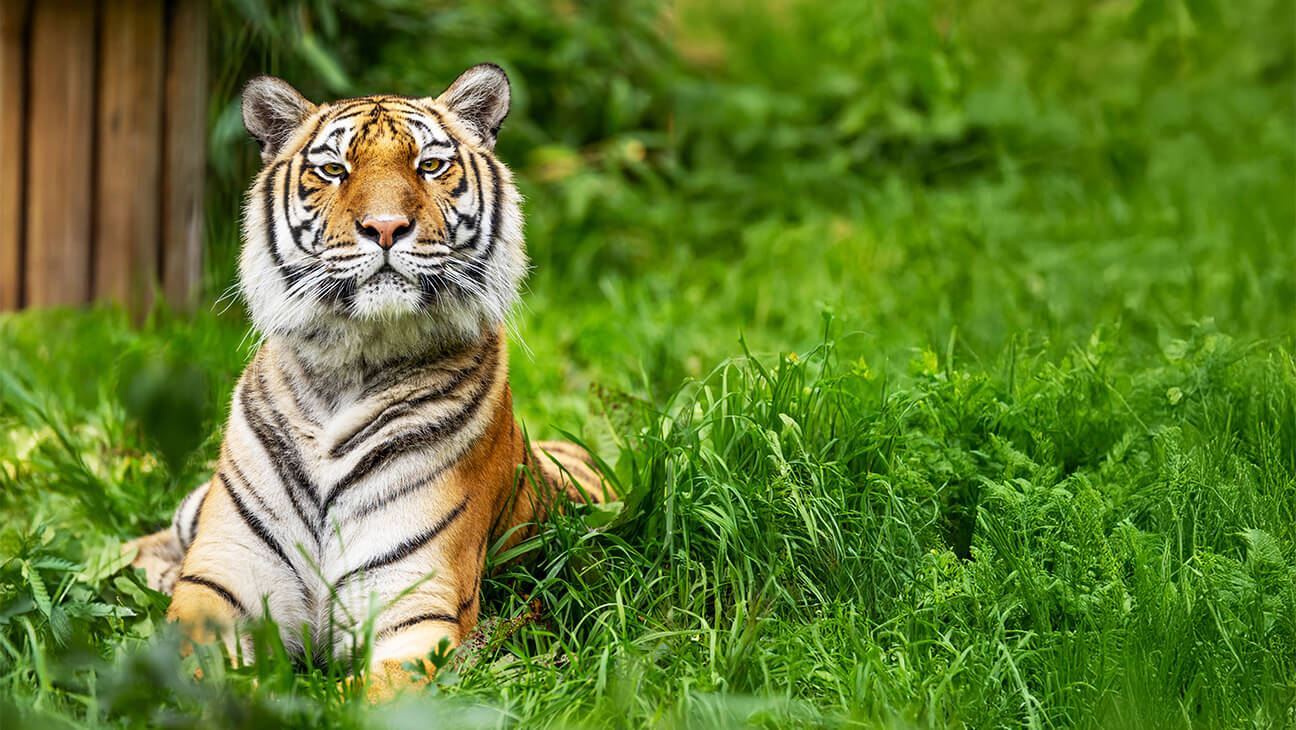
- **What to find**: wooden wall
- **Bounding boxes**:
[0,0,207,314]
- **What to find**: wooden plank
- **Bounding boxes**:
[95,0,165,315]
[25,0,96,308]
[161,0,208,310]
[0,2,28,309]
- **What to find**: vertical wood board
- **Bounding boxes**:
[161,0,208,310]
[95,0,165,313]
[0,2,28,309]
[25,0,96,307]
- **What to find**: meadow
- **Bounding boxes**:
[1,0,1294,727]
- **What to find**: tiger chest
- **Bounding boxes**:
[223,376,490,633]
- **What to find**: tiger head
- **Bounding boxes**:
[238,64,524,366]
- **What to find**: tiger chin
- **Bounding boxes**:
[122,64,612,701]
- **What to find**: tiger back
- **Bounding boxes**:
[123,64,611,700]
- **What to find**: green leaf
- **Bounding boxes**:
[1241,528,1284,569]
[0,595,36,625]
[64,601,135,620]
[79,541,135,584]
[113,575,151,609]
[577,501,625,529]
[297,32,351,94]
[48,605,72,646]
[30,557,77,573]
[21,562,53,618]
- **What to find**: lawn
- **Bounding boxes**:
[1,0,1294,727]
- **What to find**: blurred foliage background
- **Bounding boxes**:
[0,0,1293,727]
[200,0,1294,429]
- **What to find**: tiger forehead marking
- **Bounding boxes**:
[304,101,458,252]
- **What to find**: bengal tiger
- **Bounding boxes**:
[122,64,611,700]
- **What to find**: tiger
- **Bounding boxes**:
[122,64,612,701]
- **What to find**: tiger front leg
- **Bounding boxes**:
[355,571,482,702]
[361,620,463,702]
[163,479,275,666]
[166,572,246,663]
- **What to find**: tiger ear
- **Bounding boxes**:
[436,64,510,151]
[242,76,316,162]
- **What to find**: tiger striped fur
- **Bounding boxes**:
[123,65,611,699]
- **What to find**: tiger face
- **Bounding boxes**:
[238,65,524,365]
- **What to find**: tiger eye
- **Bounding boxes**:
[321,162,346,176]
[419,159,443,174]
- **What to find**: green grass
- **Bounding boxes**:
[2,0,1294,727]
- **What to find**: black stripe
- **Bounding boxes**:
[243,368,324,529]
[304,106,371,154]
[382,110,402,144]
[334,496,469,588]
[295,169,325,211]
[306,127,345,156]
[281,373,321,429]
[323,252,364,263]
[295,351,343,411]
[262,161,288,272]
[275,355,322,428]
[471,154,505,285]
[184,486,208,547]
[225,456,282,523]
[294,143,334,207]
[446,159,469,197]
[338,433,477,527]
[173,485,199,545]
[282,156,316,257]
[177,574,249,616]
[328,341,496,460]
[358,332,489,400]
[350,104,386,147]
[348,469,440,523]
[452,151,485,252]
[251,367,320,509]
[403,116,444,143]
[321,361,496,515]
[320,104,374,123]
[302,106,345,149]
[216,472,305,587]
[238,374,320,540]
[376,611,458,641]
[457,592,477,616]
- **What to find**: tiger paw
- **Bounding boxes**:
[122,529,184,594]
[342,658,435,703]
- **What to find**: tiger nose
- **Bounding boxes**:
[358,215,412,250]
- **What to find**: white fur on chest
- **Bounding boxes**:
[221,355,493,651]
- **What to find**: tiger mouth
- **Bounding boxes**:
[364,264,411,285]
